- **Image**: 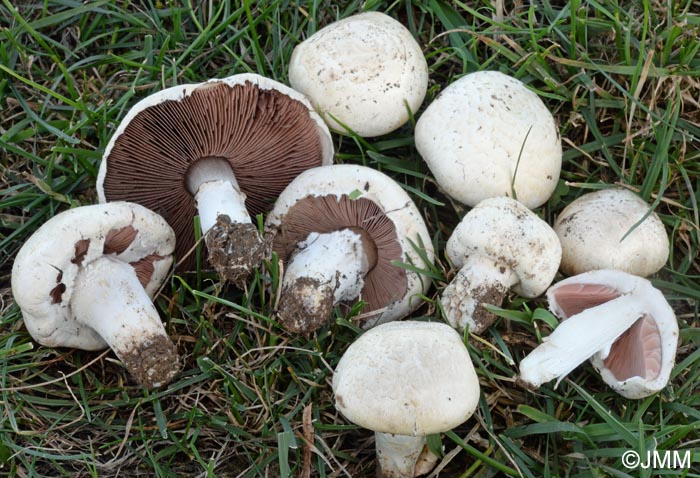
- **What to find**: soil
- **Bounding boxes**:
[470,283,508,334]
[118,334,181,389]
[205,215,266,287]
[277,276,334,335]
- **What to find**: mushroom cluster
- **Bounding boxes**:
[8,9,683,478]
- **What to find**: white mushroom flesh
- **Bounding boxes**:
[519,293,646,388]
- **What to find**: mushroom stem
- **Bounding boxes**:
[441,255,518,334]
[187,157,250,233]
[278,229,370,334]
[518,294,645,388]
[71,256,180,388]
[375,432,429,478]
[187,157,265,285]
[195,180,250,233]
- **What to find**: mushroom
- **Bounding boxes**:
[265,164,433,334]
[441,197,562,334]
[415,70,562,209]
[518,269,678,399]
[97,73,334,285]
[11,202,180,388]
[332,321,480,478]
[289,11,428,137]
[554,188,670,277]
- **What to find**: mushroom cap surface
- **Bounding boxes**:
[97,73,333,269]
[289,11,428,137]
[553,188,669,277]
[548,269,678,398]
[446,197,562,298]
[332,321,479,435]
[415,71,561,209]
[265,164,433,327]
[11,202,175,350]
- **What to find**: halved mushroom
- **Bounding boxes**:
[289,11,428,137]
[441,197,561,334]
[11,202,180,388]
[265,164,434,334]
[554,188,669,277]
[97,73,334,286]
[415,70,562,209]
[333,321,480,477]
[518,269,678,398]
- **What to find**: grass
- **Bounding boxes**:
[1,0,699,477]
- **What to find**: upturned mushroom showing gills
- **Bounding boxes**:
[518,269,678,399]
[415,70,562,209]
[11,202,180,388]
[554,188,670,277]
[289,11,428,137]
[265,164,433,334]
[442,197,561,334]
[97,73,333,286]
[333,321,480,478]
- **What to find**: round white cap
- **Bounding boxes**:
[415,71,562,209]
[332,321,480,435]
[554,188,669,277]
[289,11,428,137]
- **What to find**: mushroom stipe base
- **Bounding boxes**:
[118,334,180,389]
[442,275,509,334]
[277,277,334,335]
[204,216,266,288]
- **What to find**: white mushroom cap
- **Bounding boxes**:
[266,164,434,329]
[547,270,678,399]
[11,202,175,350]
[289,11,429,137]
[554,188,670,277]
[415,71,562,209]
[332,321,480,435]
[446,197,561,298]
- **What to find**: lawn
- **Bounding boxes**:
[1,1,700,477]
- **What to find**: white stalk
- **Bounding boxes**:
[519,294,645,388]
[375,433,426,478]
[441,254,518,333]
[283,229,370,303]
[71,256,179,387]
[187,157,250,233]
